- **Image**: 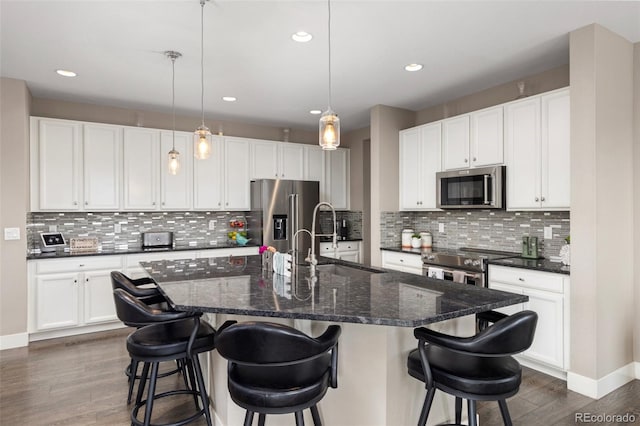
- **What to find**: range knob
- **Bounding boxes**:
[464,259,472,265]
[472,260,482,267]
[426,255,435,261]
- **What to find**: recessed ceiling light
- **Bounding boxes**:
[292,31,313,43]
[56,69,77,77]
[404,63,423,72]
[309,110,322,115]
[222,96,237,102]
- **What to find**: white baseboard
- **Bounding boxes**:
[635,362,640,379]
[567,362,637,399]
[0,332,29,350]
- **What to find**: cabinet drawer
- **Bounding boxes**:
[381,251,423,269]
[320,241,360,252]
[489,265,563,293]
[35,256,123,274]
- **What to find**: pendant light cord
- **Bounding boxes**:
[327,0,332,110]
[171,55,176,150]
[200,0,205,127]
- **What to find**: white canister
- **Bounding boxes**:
[401,229,414,248]
[420,232,432,248]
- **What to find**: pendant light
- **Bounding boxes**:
[166,50,182,175]
[194,0,212,160]
[319,0,339,150]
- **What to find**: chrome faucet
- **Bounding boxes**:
[308,202,338,276]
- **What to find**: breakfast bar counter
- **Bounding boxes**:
[141,255,527,426]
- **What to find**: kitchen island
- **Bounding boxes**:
[141,255,527,426]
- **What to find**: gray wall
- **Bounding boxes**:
[570,24,635,384]
[633,43,640,364]
[0,78,31,341]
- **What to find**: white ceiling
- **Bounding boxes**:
[2,1,639,132]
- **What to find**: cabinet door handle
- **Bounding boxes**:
[541,196,546,202]
[73,279,78,284]
[218,202,221,206]
[473,157,477,161]
[152,202,156,206]
[85,278,89,282]
[73,201,78,206]
[225,202,229,206]
[518,277,525,282]
[535,197,539,202]
[79,264,85,267]
[84,201,88,205]
[464,158,468,163]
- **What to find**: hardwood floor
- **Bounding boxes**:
[1,329,639,425]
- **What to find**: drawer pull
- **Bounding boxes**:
[518,277,525,282]
[78,264,85,267]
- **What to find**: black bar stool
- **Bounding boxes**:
[127,314,217,426]
[407,310,538,426]
[113,288,194,404]
[215,321,341,426]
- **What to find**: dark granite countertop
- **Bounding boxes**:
[27,243,258,260]
[140,255,528,327]
[318,237,363,243]
[488,257,570,275]
[380,246,427,256]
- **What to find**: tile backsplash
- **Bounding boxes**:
[27,211,254,252]
[381,210,570,258]
[27,210,364,252]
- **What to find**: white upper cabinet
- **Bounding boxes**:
[194,135,224,210]
[442,115,470,170]
[160,130,193,210]
[83,123,121,210]
[249,140,304,180]
[279,143,305,180]
[304,145,327,202]
[470,105,504,167]
[32,118,83,210]
[541,89,570,209]
[399,122,441,210]
[325,148,350,210]
[505,88,569,210]
[223,137,251,210]
[123,127,159,210]
[443,107,503,171]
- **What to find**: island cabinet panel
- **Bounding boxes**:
[160,130,193,210]
[123,127,160,210]
[399,122,441,210]
[83,123,122,210]
[31,118,83,211]
[29,256,124,340]
[488,264,569,376]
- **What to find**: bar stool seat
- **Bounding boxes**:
[127,316,216,426]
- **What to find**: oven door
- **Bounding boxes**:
[422,264,485,287]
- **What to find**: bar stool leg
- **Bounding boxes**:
[467,399,477,426]
[455,397,462,424]
[310,405,322,426]
[135,362,150,405]
[417,387,435,426]
[498,400,513,426]
[185,359,199,407]
[243,411,254,426]
[192,354,213,426]
[127,360,139,404]
[294,411,305,426]
[143,362,159,426]
[258,413,266,426]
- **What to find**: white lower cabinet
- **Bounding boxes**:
[488,265,569,375]
[320,241,362,264]
[380,250,423,275]
[29,256,124,339]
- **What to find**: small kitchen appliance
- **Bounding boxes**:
[521,236,539,259]
[436,165,506,209]
[339,219,349,240]
[142,231,174,250]
[40,232,66,252]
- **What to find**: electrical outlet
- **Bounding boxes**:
[438,223,445,233]
[208,220,216,231]
[4,227,20,240]
[544,226,552,239]
[114,223,122,234]
[48,225,57,232]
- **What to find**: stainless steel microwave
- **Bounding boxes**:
[436,166,506,209]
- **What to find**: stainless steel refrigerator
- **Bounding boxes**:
[249,179,319,264]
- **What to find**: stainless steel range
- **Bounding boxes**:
[422,247,520,286]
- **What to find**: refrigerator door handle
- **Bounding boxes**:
[289,193,298,245]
